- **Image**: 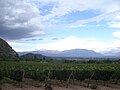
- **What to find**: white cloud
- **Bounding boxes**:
[39,0,120,20]
[36,36,109,52]
[113,31,120,37]
[70,10,120,26]
[0,0,44,40]
[35,0,120,29]
[8,41,36,52]
[8,36,120,52]
[110,39,120,51]
[1,0,120,41]
[110,22,120,28]
[36,36,120,52]
[30,31,45,35]
[109,12,120,28]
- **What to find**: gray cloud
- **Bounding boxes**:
[25,38,43,41]
[51,38,59,40]
[0,0,44,40]
[0,25,30,40]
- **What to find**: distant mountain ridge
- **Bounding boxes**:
[100,49,120,57]
[18,49,104,58]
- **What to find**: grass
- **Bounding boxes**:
[0,77,17,85]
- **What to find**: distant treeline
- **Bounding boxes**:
[62,59,120,64]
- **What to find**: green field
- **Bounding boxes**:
[0,61,120,85]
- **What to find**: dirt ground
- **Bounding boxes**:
[1,84,120,90]
[1,79,120,90]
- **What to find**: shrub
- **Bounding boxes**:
[10,70,24,82]
[90,84,97,89]
[45,83,53,90]
[0,77,17,84]
[0,70,2,80]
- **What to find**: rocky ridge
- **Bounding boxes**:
[0,38,18,60]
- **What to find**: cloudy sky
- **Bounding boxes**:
[1,0,120,52]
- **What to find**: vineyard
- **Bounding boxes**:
[0,61,120,88]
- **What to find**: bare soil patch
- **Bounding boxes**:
[1,78,120,90]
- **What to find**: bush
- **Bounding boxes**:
[0,70,2,80]
[45,83,53,90]
[90,84,97,89]
[10,70,24,82]
[0,77,17,84]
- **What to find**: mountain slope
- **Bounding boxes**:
[0,38,18,60]
[20,53,48,61]
[58,49,103,57]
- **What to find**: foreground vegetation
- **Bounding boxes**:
[0,60,120,88]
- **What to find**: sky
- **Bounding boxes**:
[1,0,120,52]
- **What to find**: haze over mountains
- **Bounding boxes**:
[18,49,120,58]
[100,49,120,57]
[18,49,104,58]
[0,37,119,59]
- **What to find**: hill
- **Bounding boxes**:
[0,38,18,60]
[20,53,50,61]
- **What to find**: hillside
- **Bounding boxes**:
[20,53,50,61]
[0,38,18,60]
